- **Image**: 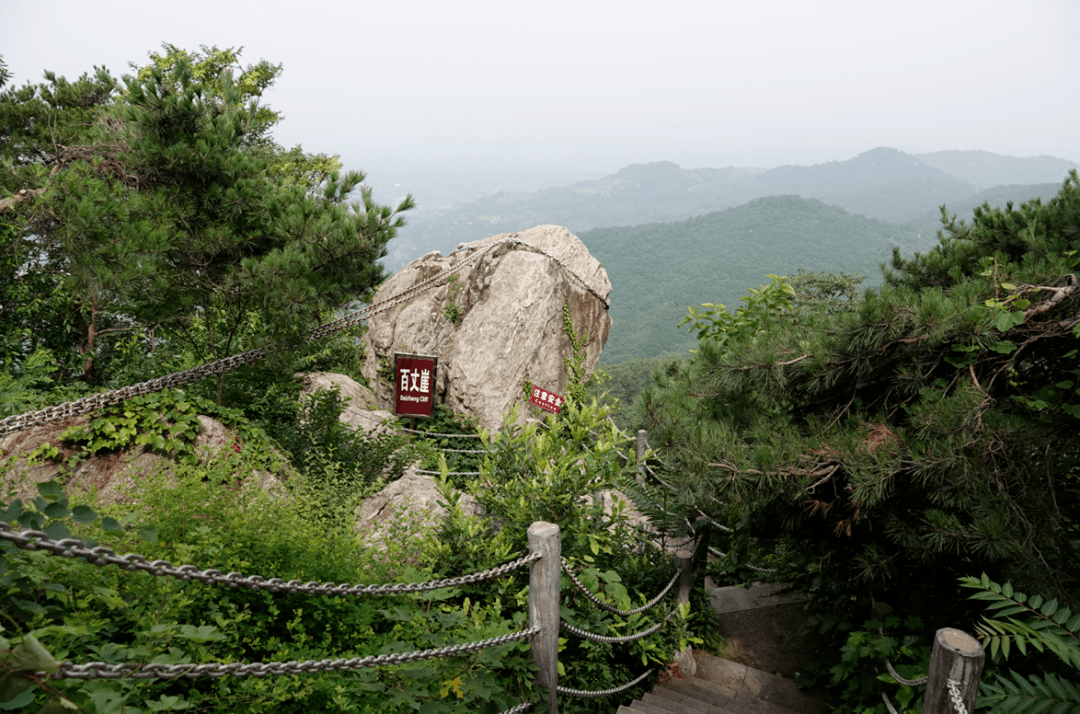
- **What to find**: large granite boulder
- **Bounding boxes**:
[360,225,612,433]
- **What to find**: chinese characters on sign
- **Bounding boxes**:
[394,353,437,417]
[529,385,564,414]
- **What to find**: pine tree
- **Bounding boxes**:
[642,174,1080,612]
[0,47,412,398]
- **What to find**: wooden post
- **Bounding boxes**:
[675,549,694,608]
[528,522,561,714]
[693,515,711,575]
[922,628,985,714]
[636,429,647,485]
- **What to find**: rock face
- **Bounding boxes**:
[297,372,394,436]
[360,225,612,433]
[354,465,486,552]
[0,415,284,505]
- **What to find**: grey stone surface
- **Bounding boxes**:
[708,582,805,614]
[360,225,612,433]
[353,466,485,551]
[1,414,285,506]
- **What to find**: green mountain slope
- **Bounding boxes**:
[581,195,932,363]
[903,182,1066,239]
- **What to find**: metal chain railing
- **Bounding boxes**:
[497,701,534,714]
[560,616,667,644]
[52,627,539,680]
[947,679,969,714]
[556,668,654,698]
[561,558,682,617]
[397,427,484,439]
[414,469,481,477]
[886,658,929,687]
[0,236,608,439]
[0,521,538,595]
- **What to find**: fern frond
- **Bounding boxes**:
[963,574,1080,674]
[978,672,1080,714]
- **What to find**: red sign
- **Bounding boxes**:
[394,353,437,417]
[529,385,564,414]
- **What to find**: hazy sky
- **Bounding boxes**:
[3,0,1078,178]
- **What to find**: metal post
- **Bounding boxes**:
[675,549,694,608]
[922,628,985,714]
[528,522,561,714]
[636,429,647,485]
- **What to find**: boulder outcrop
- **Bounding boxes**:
[0,415,284,505]
[360,225,612,433]
[297,372,394,435]
[353,465,485,553]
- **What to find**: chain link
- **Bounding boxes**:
[497,702,534,714]
[947,679,969,714]
[0,236,609,438]
[397,427,484,439]
[414,469,481,476]
[561,559,682,616]
[885,658,929,687]
[556,668,653,698]
[0,522,539,595]
[52,627,539,680]
[560,616,667,644]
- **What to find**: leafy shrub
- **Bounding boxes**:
[1,463,536,714]
[270,386,416,525]
[962,574,1080,713]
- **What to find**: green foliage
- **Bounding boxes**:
[445,400,706,710]
[443,301,461,324]
[562,304,591,404]
[824,616,931,714]
[59,391,203,463]
[961,574,1080,713]
[270,386,415,525]
[408,405,484,488]
[639,174,1080,709]
[679,274,796,347]
[1,466,537,714]
[0,45,410,395]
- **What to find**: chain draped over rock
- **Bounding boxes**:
[0,237,606,439]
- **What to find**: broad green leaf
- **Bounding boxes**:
[8,635,58,672]
[35,481,64,501]
[71,505,97,524]
[0,680,36,708]
[42,522,70,540]
[100,517,124,535]
[42,503,69,519]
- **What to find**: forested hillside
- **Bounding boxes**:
[581,195,930,363]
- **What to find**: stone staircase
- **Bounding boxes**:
[617,582,827,714]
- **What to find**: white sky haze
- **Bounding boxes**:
[2,0,1078,177]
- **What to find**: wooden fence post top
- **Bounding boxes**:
[923,628,985,714]
[529,522,560,537]
[937,628,982,655]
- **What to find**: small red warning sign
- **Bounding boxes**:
[528,385,564,414]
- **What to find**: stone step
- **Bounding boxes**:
[707,582,804,615]
[689,651,827,714]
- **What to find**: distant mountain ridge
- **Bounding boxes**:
[386,147,1078,269]
[580,195,931,363]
